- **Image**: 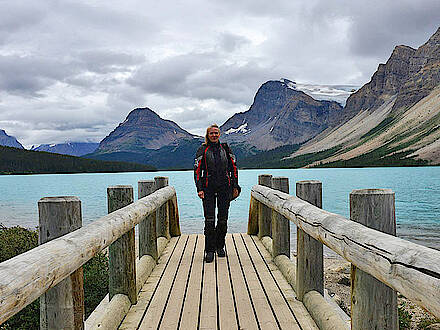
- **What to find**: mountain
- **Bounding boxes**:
[0,130,24,149]
[32,142,99,156]
[87,107,202,169]
[96,107,196,153]
[284,27,440,167]
[220,79,343,150]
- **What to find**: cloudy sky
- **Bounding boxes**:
[0,0,439,147]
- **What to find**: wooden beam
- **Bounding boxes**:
[0,186,175,324]
[251,184,440,318]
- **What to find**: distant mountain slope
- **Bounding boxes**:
[0,145,155,174]
[286,27,440,166]
[32,142,99,156]
[220,79,343,150]
[0,130,24,149]
[96,107,196,154]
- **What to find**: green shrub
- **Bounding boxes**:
[398,303,412,329]
[0,225,109,328]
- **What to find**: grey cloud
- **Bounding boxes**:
[0,55,77,96]
[129,53,275,104]
[218,33,251,52]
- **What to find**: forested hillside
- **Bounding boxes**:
[0,146,155,174]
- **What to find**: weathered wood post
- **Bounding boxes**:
[350,189,398,330]
[155,177,170,239]
[138,180,157,261]
[271,177,290,257]
[247,195,259,235]
[258,174,272,239]
[38,196,84,330]
[108,185,137,304]
[296,180,324,301]
[168,192,181,237]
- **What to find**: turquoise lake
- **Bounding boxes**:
[1,167,439,251]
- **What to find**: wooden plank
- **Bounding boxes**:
[225,234,258,329]
[241,234,300,330]
[232,233,278,330]
[251,235,319,330]
[160,235,197,329]
[200,240,217,329]
[217,236,238,330]
[251,184,440,318]
[119,237,179,329]
[179,234,205,329]
[138,235,189,329]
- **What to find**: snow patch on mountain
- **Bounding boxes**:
[225,123,248,135]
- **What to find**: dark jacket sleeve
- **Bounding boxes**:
[194,145,205,192]
[224,144,239,188]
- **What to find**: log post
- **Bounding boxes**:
[258,174,272,239]
[350,189,398,330]
[107,185,137,304]
[154,177,170,239]
[138,180,157,261]
[38,196,84,330]
[271,177,290,257]
[247,196,259,235]
[296,180,324,301]
[168,194,181,237]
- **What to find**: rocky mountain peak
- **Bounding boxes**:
[96,107,195,153]
[0,129,24,149]
[220,79,342,150]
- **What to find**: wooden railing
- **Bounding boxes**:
[248,175,440,329]
[0,177,180,329]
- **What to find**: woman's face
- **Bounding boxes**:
[207,127,220,143]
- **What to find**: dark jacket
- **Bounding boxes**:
[194,141,238,192]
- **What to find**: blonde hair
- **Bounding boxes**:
[204,124,220,144]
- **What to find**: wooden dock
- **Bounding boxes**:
[120,233,317,330]
[1,175,440,330]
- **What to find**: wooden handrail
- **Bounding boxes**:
[0,185,176,324]
[251,184,440,318]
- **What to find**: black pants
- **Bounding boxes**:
[202,187,230,252]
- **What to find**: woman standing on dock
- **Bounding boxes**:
[194,124,240,263]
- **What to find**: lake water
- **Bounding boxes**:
[1,167,439,252]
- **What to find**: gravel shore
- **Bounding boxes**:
[323,256,440,329]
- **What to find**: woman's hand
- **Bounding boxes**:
[232,188,239,199]
[198,191,205,199]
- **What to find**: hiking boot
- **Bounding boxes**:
[205,251,214,263]
[217,248,225,257]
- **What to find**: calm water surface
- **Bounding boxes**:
[1,167,439,251]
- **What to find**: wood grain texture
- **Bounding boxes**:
[258,174,272,239]
[155,177,170,239]
[296,180,324,301]
[247,196,259,235]
[251,184,440,318]
[138,180,157,261]
[271,177,290,258]
[0,186,176,324]
[169,195,181,237]
[38,196,84,330]
[225,234,259,329]
[350,189,398,330]
[108,186,137,304]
